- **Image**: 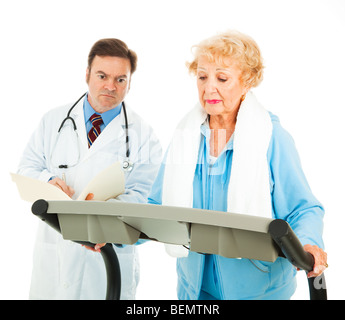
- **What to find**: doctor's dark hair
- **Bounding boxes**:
[87,38,137,74]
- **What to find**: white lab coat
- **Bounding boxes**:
[18,97,162,300]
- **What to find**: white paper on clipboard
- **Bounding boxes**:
[11,161,125,202]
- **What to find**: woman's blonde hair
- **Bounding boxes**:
[187,30,264,88]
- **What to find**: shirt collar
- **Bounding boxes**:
[83,93,122,126]
[200,118,234,151]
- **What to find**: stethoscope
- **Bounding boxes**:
[54,92,133,172]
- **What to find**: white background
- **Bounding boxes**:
[0,0,344,300]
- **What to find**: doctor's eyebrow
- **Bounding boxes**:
[95,71,128,80]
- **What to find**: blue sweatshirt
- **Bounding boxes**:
[148,113,324,300]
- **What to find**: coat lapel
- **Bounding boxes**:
[70,98,130,159]
[90,109,126,152]
[71,99,88,151]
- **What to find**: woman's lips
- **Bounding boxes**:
[206,99,222,104]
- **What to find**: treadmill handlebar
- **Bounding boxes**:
[32,199,315,272]
[268,219,314,271]
[269,219,327,300]
[31,199,326,300]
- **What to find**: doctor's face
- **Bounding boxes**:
[86,55,131,113]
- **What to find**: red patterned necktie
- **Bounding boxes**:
[87,113,103,148]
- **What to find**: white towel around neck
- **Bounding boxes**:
[162,91,273,257]
[162,91,273,215]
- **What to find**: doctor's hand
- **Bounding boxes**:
[48,177,75,198]
[85,193,94,201]
[303,244,328,278]
[82,243,106,253]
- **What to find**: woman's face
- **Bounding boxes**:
[196,55,249,117]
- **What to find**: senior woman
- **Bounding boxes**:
[148,30,327,300]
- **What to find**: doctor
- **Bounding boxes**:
[18,38,162,299]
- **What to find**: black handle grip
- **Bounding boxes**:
[32,199,100,248]
[31,199,61,234]
[269,219,314,271]
[269,219,327,300]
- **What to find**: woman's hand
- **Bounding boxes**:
[304,244,328,278]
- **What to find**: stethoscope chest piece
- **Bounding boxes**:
[122,159,133,172]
